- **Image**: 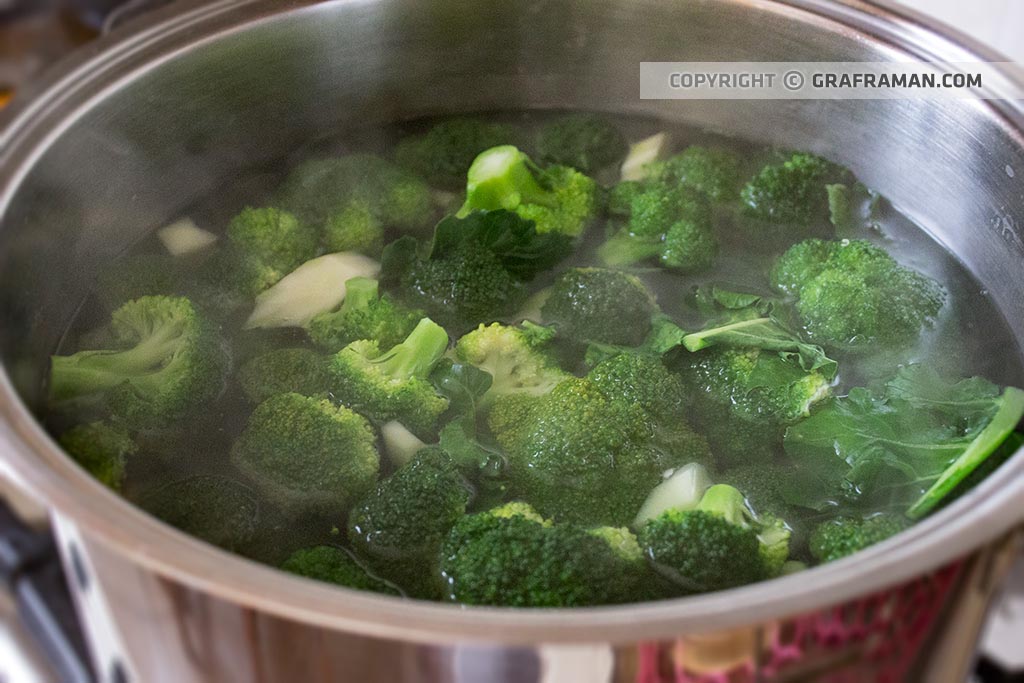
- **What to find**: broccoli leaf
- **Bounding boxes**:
[429,359,493,419]
[783,365,1024,517]
[430,210,570,280]
[583,314,687,367]
[682,307,837,379]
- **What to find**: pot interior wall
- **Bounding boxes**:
[2,0,1023,400]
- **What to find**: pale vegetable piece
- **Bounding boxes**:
[634,462,711,526]
[157,218,218,256]
[244,252,380,329]
[620,132,672,182]
[380,421,427,468]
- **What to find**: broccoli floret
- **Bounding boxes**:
[536,114,628,173]
[236,348,330,404]
[230,393,379,516]
[227,207,318,279]
[282,546,400,595]
[49,296,229,426]
[458,145,599,238]
[381,236,526,331]
[770,239,946,350]
[809,514,909,563]
[439,504,641,607]
[58,421,136,491]
[541,267,656,346]
[720,462,796,519]
[326,318,449,437]
[322,200,384,255]
[740,152,847,226]
[678,347,831,465]
[650,146,745,202]
[95,253,180,311]
[394,118,518,189]
[639,484,790,593]
[138,475,261,553]
[454,322,569,405]
[607,180,644,216]
[307,277,422,353]
[348,448,472,597]
[277,154,434,234]
[489,377,683,526]
[587,353,711,462]
[598,185,717,272]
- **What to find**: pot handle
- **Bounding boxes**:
[0,497,95,683]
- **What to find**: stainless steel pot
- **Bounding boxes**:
[2,1,1024,681]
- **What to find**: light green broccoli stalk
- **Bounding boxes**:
[230,393,380,517]
[326,317,450,437]
[457,145,599,238]
[49,296,229,427]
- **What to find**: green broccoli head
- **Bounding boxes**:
[325,318,450,437]
[236,348,330,404]
[458,145,599,238]
[541,267,656,346]
[58,421,136,491]
[382,236,526,331]
[809,514,909,563]
[650,146,745,202]
[138,475,261,553]
[598,185,717,273]
[490,377,677,526]
[277,154,435,234]
[307,277,423,353]
[607,180,645,216]
[740,152,847,227]
[394,118,518,189]
[439,505,641,607]
[322,200,385,255]
[454,322,569,405]
[639,484,789,593]
[348,448,472,597]
[230,393,380,517]
[49,296,229,427]
[536,114,628,173]
[679,347,831,465]
[282,545,400,595]
[771,239,946,350]
[227,207,318,276]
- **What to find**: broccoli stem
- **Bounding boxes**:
[372,318,449,380]
[596,230,661,267]
[458,146,557,216]
[341,277,379,313]
[682,317,772,352]
[49,324,183,401]
[697,484,749,526]
[907,387,1024,519]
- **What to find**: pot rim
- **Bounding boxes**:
[1,0,1022,645]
